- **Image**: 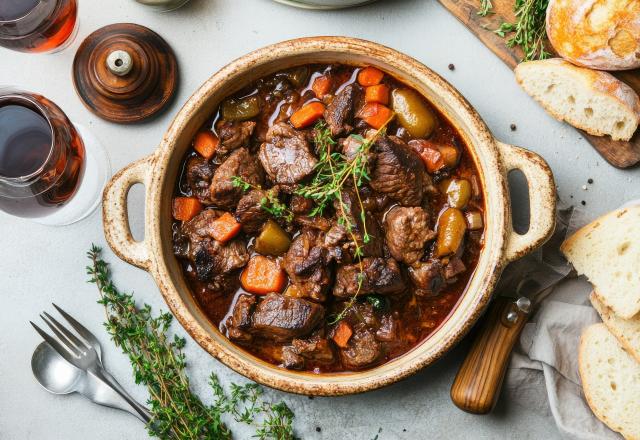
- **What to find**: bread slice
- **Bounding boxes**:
[561,206,640,319]
[579,324,640,440]
[546,0,640,70]
[591,292,640,364]
[515,59,640,141]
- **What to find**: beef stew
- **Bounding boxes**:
[172,64,485,373]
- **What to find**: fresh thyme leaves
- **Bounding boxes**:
[478,0,493,16]
[231,177,294,223]
[494,0,550,61]
[299,120,392,324]
[87,245,296,440]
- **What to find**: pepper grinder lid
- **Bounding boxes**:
[72,23,178,124]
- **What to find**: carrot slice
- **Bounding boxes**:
[365,84,389,105]
[172,197,203,222]
[332,321,353,348]
[357,66,385,87]
[210,212,242,243]
[312,75,332,99]
[240,256,287,295]
[357,102,393,129]
[193,130,219,160]
[290,102,326,129]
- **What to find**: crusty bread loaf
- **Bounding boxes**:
[579,324,640,440]
[561,206,640,319]
[546,0,640,70]
[591,292,640,363]
[515,59,640,141]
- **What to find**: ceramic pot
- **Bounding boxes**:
[102,37,556,396]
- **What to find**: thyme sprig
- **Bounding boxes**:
[297,121,391,324]
[231,177,294,223]
[494,0,550,61]
[87,245,296,440]
[478,0,493,16]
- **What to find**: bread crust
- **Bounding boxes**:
[579,324,640,440]
[515,59,640,139]
[591,291,640,363]
[546,0,640,70]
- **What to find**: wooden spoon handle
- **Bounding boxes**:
[450,296,529,414]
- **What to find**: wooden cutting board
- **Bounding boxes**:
[437,0,640,168]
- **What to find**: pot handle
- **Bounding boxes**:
[497,142,556,263]
[102,155,155,271]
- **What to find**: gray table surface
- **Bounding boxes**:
[2,0,639,439]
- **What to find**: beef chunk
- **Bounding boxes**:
[333,190,383,258]
[282,335,335,369]
[444,256,466,280]
[290,194,314,215]
[251,293,324,341]
[370,136,427,206]
[191,239,249,280]
[384,206,436,265]
[259,123,318,185]
[283,229,332,301]
[339,328,381,369]
[375,314,398,342]
[185,156,214,204]
[409,259,445,297]
[210,148,264,209]
[324,84,362,136]
[225,294,257,343]
[215,120,256,155]
[235,188,269,234]
[294,215,332,232]
[183,210,250,280]
[333,258,405,298]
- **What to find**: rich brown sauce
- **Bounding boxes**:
[172,64,484,373]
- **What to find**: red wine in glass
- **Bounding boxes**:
[0,91,85,218]
[0,0,78,53]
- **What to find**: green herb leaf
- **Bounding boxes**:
[87,245,296,440]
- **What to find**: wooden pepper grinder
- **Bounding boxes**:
[72,23,178,124]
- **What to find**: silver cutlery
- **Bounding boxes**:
[30,304,153,423]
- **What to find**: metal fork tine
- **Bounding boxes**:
[40,313,86,354]
[30,321,79,366]
[52,303,101,354]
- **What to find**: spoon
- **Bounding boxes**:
[31,342,150,422]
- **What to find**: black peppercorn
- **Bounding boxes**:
[510,123,517,131]
[581,200,586,206]
[587,178,593,184]
[316,427,321,433]
[448,63,455,71]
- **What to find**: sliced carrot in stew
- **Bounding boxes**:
[357,102,394,130]
[172,197,203,222]
[290,102,326,129]
[312,75,332,99]
[357,66,385,87]
[240,256,287,295]
[193,130,219,160]
[365,84,389,105]
[332,321,353,348]
[210,212,242,243]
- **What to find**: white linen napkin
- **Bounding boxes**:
[499,201,639,439]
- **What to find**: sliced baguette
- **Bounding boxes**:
[515,58,640,141]
[591,291,640,364]
[579,324,640,440]
[561,206,640,319]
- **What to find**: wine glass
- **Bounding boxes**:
[0,0,79,53]
[0,88,110,225]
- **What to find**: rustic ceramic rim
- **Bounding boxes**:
[102,37,556,396]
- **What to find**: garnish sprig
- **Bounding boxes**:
[87,245,296,440]
[494,0,550,61]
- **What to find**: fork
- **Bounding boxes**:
[30,303,153,424]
